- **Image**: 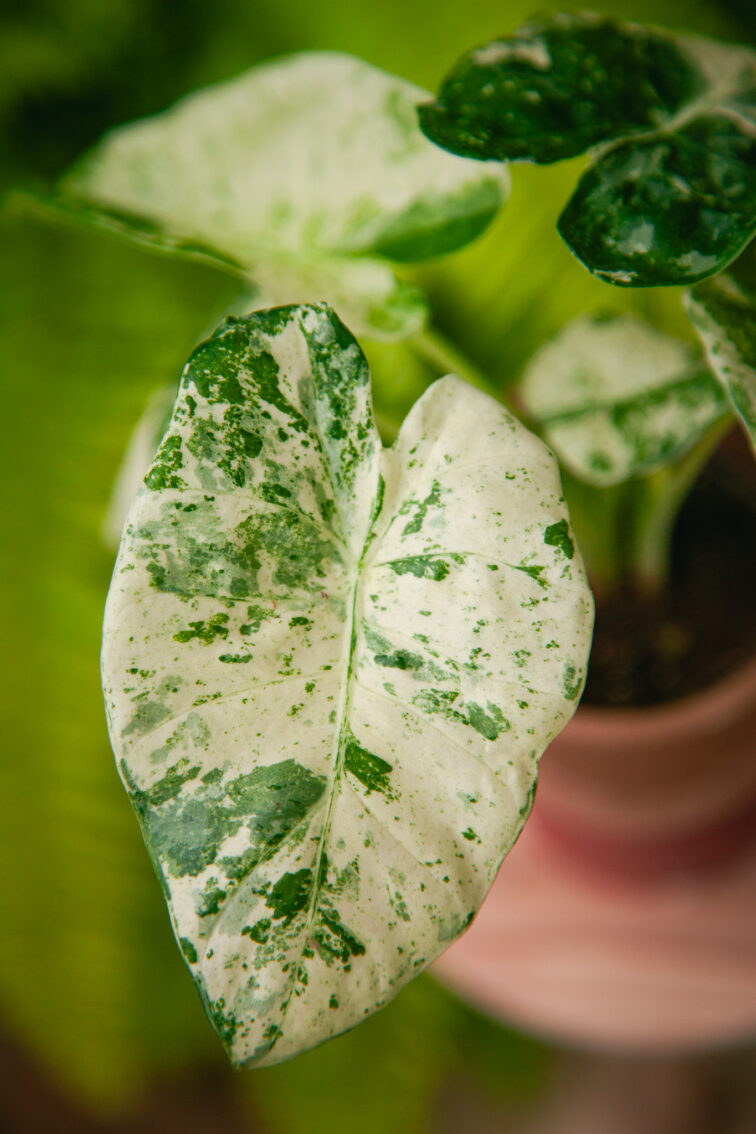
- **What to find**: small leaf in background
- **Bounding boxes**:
[102,302,592,1068]
[55,53,507,339]
[419,14,756,286]
[686,269,756,452]
[519,313,730,485]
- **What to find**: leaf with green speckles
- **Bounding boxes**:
[102,383,178,550]
[55,53,507,339]
[519,313,729,485]
[103,302,592,1069]
[419,14,756,287]
[685,268,756,452]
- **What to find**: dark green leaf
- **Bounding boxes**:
[419,15,701,164]
[560,114,756,287]
[420,14,756,286]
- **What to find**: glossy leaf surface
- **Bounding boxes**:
[519,313,729,485]
[102,303,592,1067]
[61,53,507,338]
[686,271,756,451]
[420,15,756,286]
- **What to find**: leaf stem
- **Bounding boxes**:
[561,417,732,599]
[412,325,503,404]
[626,417,732,596]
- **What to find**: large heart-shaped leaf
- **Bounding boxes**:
[518,313,730,485]
[102,303,592,1068]
[56,53,507,339]
[685,269,756,452]
[419,14,756,287]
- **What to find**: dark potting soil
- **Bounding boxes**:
[582,433,756,708]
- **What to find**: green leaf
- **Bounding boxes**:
[559,111,756,289]
[58,53,507,339]
[418,15,701,165]
[686,270,756,451]
[419,15,756,287]
[102,302,592,1068]
[519,313,730,485]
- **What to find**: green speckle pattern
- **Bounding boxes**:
[103,383,178,549]
[686,269,756,452]
[103,303,592,1068]
[519,313,729,485]
[420,14,756,287]
[63,53,507,339]
[543,520,574,560]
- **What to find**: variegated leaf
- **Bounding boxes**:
[60,53,507,339]
[102,384,177,549]
[419,15,756,287]
[102,303,592,1068]
[519,313,730,485]
[685,271,756,452]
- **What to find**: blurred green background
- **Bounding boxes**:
[0,1,751,1130]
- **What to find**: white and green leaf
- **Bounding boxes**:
[685,270,756,452]
[59,53,507,339]
[102,384,178,549]
[519,313,730,486]
[102,303,592,1068]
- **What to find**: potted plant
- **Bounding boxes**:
[30,10,756,1068]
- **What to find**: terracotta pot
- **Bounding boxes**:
[432,654,756,1051]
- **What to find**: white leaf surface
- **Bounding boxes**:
[519,313,730,485]
[102,303,592,1067]
[64,53,507,339]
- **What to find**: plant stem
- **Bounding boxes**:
[412,325,504,404]
[626,417,732,596]
[560,472,635,596]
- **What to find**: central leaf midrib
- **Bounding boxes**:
[273,545,366,1034]
[273,389,381,1040]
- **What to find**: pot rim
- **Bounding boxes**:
[571,649,756,739]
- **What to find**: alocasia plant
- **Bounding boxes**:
[101,303,592,1065]
[45,10,753,1078]
[419,13,756,286]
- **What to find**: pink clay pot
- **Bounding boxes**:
[433,655,756,1051]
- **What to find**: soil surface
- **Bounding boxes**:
[583,432,756,707]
